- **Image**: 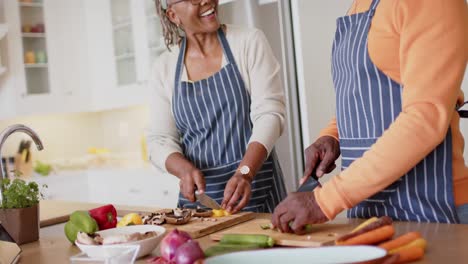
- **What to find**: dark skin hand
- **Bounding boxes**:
[166,153,206,202]
[272,192,328,235]
[222,142,267,214]
[301,136,340,184]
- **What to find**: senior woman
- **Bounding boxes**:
[146,0,287,213]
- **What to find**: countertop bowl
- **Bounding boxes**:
[76,225,166,259]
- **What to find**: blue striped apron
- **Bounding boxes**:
[172,28,286,213]
[332,0,459,223]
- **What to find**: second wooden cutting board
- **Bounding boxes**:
[163,212,255,239]
[210,218,354,247]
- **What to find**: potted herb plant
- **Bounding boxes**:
[0,177,46,244]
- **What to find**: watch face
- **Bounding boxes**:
[240,166,250,175]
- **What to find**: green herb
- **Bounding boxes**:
[1,178,47,209]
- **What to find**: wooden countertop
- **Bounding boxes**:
[17,200,468,263]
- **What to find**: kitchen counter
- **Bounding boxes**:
[17,201,468,263]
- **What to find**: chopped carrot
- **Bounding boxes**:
[394,246,425,264]
[336,225,395,245]
[378,232,422,251]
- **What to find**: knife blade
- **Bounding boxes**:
[195,191,222,209]
[296,169,322,192]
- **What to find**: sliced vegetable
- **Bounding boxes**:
[117,213,143,227]
[220,234,274,248]
[260,222,313,233]
[393,246,425,264]
[205,244,261,257]
[212,209,230,217]
[89,204,117,230]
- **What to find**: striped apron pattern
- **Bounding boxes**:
[172,28,287,213]
[331,0,459,223]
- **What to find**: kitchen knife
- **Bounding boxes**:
[195,191,222,209]
[296,169,321,192]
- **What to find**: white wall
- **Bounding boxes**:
[219,0,296,192]
[292,0,353,181]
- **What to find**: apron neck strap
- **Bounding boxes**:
[216,26,236,65]
[368,0,381,17]
[174,26,233,89]
[174,36,187,90]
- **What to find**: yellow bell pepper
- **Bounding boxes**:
[117,213,143,227]
[212,209,231,217]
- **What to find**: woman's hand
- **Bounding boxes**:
[179,168,206,202]
[221,173,252,214]
[301,136,340,184]
[272,192,328,234]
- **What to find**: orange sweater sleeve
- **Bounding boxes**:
[315,0,468,220]
[318,117,339,141]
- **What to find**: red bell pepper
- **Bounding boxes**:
[89,204,117,230]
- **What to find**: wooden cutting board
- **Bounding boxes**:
[210,218,354,247]
[162,212,255,239]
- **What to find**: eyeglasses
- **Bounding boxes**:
[168,0,204,7]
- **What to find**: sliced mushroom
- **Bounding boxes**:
[191,208,213,218]
[165,209,192,225]
[142,213,166,225]
[76,232,100,245]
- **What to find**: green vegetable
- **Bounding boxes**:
[220,234,274,248]
[260,222,314,233]
[0,178,47,209]
[64,211,99,243]
[34,161,53,176]
[205,244,261,257]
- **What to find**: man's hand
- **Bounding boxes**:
[221,173,252,214]
[179,168,206,202]
[302,136,340,184]
[272,192,328,235]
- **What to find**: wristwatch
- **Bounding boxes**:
[238,165,253,180]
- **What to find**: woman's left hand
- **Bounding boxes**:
[221,173,252,214]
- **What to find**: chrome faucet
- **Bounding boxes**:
[0,124,44,203]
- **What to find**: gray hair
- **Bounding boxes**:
[155,0,182,50]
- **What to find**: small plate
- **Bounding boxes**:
[76,225,166,259]
[205,246,387,264]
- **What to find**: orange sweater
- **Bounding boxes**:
[315,0,468,220]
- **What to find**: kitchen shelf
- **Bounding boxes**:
[115,53,135,61]
[19,2,43,8]
[22,32,45,38]
[25,63,48,68]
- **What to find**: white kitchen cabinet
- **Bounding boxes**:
[80,0,165,112]
[3,0,96,116]
[32,168,180,209]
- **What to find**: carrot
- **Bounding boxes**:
[336,225,395,245]
[378,232,422,251]
[394,246,425,264]
[389,238,427,254]
[351,217,379,233]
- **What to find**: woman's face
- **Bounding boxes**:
[166,0,220,36]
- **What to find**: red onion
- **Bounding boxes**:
[160,229,192,261]
[173,240,205,264]
[147,256,174,264]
